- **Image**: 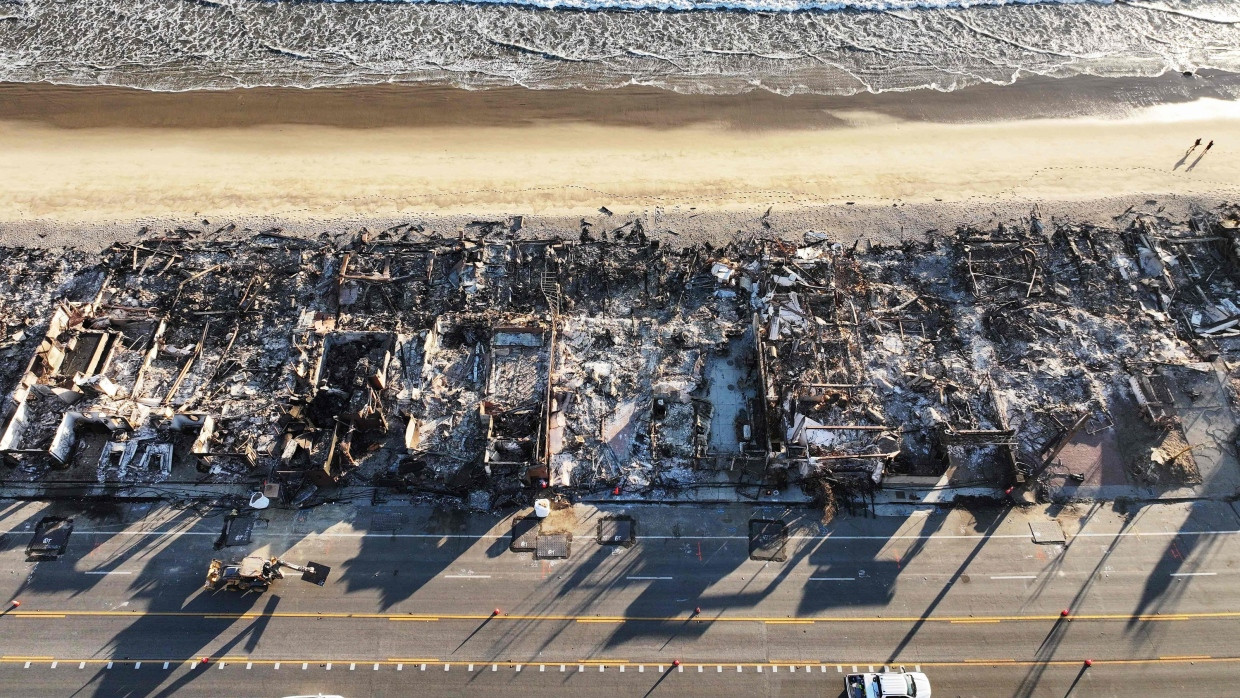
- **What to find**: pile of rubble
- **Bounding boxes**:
[1,207,1238,508]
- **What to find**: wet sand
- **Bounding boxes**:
[0,75,1238,248]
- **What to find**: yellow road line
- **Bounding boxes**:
[389,617,439,622]
[0,656,1235,667]
[1160,655,1211,660]
[5,609,1240,624]
[765,620,815,625]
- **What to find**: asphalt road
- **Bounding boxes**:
[0,657,1231,698]
[1,498,1239,696]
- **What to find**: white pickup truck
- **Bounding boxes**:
[845,668,932,697]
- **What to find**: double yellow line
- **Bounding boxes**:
[8,609,1240,623]
[0,656,1231,668]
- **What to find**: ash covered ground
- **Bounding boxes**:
[3,207,1240,510]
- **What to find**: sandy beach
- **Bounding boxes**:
[1,76,1239,248]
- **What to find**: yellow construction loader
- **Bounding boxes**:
[204,555,330,593]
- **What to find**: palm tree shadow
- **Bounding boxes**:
[1186,152,1207,172]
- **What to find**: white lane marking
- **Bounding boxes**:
[539,665,544,672]
[491,664,497,672]
[85,571,132,575]
[106,662,113,670]
[164,662,170,670]
[639,665,644,673]
[79,662,85,669]
[325,663,332,671]
[302,663,308,670]
[247,662,253,670]
[698,665,703,673]
[373,663,380,671]
[349,663,355,671]
[444,664,450,671]
[991,575,1037,580]
[273,663,279,670]
[809,577,855,581]
[737,665,743,672]
[600,665,605,672]
[1171,572,1218,577]
[560,665,565,673]
[915,665,922,672]
[469,664,474,671]
[420,664,426,671]
[626,576,674,581]
[620,665,625,673]
[23,662,30,669]
[444,575,492,579]
[51,662,57,669]
[31,528,1240,542]
[135,662,142,669]
[756,665,762,673]
[579,664,585,672]
[516,665,522,672]
[396,664,402,671]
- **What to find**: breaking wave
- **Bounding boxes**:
[320,0,1107,12]
[0,0,1238,94]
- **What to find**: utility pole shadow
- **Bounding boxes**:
[453,614,496,653]
[642,666,675,698]
[1063,663,1090,697]
[659,616,696,651]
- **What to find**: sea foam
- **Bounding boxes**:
[0,0,1237,94]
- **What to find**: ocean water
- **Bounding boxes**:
[0,0,1238,94]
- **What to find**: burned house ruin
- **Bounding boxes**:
[4,207,1240,508]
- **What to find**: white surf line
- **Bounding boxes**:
[443,575,492,579]
[1170,572,1218,577]
[990,575,1037,580]
[626,576,674,581]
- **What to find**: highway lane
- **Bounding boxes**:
[0,607,1235,664]
[7,508,1240,621]
[2,498,1239,695]
[0,655,1225,697]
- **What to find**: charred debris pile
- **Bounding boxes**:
[2,209,1240,508]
